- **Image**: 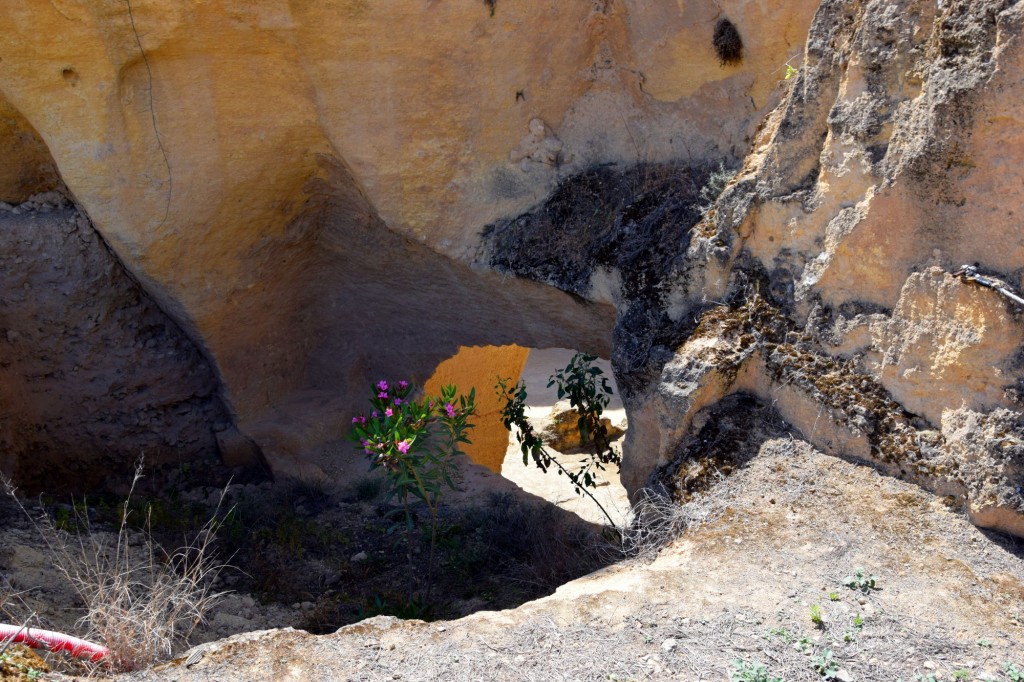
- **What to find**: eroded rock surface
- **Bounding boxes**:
[486,0,1024,537]
[0,0,818,480]
[0,196,232,492]
[638,0,1024,536]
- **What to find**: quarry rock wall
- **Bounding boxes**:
[0,0,816,483]
[0,194,233,492]
[3,0,1022,537]
[618,0,1024,537]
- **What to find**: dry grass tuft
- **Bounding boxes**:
[3,462,229,672]
[618,483,736,562]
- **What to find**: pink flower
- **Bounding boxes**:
[445,403,455,418]
[384,407,393,418]
[352,415,367,424]
[371,410,378,418]
[378,391,388,399]
[397,380,409,390]
[394,398,402,406]
[396,439,412,454]
[377,380,388,391]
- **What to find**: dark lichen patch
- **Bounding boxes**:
[662,393,790,502]
[483,162,710,301]
[686,291,948,478]
[483,161,729,402]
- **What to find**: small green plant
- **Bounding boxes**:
[842,567,878,594]
[729,658,783,682]
[1005,662,1023,682]
[843,613,864,642]
[797,635,813,652]
[976,637,992,648]
[351,379,476,601]
[829,591,840,601]
[811,649,840,679]
[357,593,432,621]
[496,353,621,529]
[951,670,971,681]
[784,62,799,80]
[810,603,824,627]
[768,626,794,643]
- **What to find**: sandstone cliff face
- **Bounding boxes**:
[0,0,818,482]
[615,0,1024,537]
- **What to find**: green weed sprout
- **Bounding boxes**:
[729,659,783,682]
[842,567,878,594]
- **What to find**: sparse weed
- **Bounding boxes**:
[768,626,794,643]
[357,593,432,621]
[842,568,878,594]
[829,591,840,601]
[810,603,824,627]
[698,162,738,217]
[618,488,690,560]
[976,637,992,648]
[352,476,384,502]
[951,670,971,680]
[729,658,783,682]
[811,648,840,679]
[843,613,864,643]
[1005,662,1023,682]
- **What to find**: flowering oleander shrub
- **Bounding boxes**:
[350,380,475,600]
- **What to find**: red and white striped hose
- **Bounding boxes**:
[0,623,108,662]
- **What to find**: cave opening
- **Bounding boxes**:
[494,347,630,528]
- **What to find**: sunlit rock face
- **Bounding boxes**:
[609,0,1024,538]
[0,1,816,481]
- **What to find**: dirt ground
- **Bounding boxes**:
[98,438,1024,682]
[3,367,1023,681]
